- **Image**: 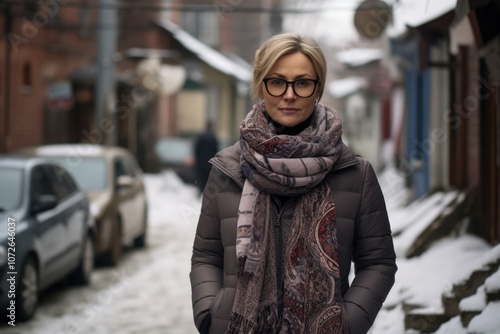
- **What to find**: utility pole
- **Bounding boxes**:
[95,0,118,146]
[1,2,12,153]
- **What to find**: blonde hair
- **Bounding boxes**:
[251,33,327,100]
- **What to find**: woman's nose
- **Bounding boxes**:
[283,84,296,99]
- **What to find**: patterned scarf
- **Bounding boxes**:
[227,102,344,334]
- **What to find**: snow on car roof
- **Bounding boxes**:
[35,144,107,157]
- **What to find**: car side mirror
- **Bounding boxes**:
[116,175,134,188]
[32,194,58,214]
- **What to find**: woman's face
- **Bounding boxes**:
[261,52,319,127]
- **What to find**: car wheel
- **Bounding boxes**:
[102,218,122,266]
[70,233,94,285]
[133,206,148,248]
[17,256,39,321]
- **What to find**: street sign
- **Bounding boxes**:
[354,0,392,39]
[48,81,74,111]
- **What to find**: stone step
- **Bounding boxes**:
[406,257,500,332]
[404,312,451,333]
[405,190,468,258]
[487,289,500,302]
[442,267,494,316]
[460,310,481,327]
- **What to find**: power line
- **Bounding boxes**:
[1,0,392,13]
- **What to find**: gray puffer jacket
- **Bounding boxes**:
[190,142,397,334]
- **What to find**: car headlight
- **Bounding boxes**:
[0,245,6,266]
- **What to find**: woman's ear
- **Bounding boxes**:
[258,85,265,100]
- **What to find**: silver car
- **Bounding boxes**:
[0,157,95,321]
[18,144,148,266]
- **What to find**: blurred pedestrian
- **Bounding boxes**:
[194,120,219,193]
[190,33,397,334]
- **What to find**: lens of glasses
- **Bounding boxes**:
[264,78,318,98]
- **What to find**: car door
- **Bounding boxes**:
[30,165,68,285]
[113,157,136,241]
[122,154,146,236]
[114,155,145,242]
[44,164,87,269]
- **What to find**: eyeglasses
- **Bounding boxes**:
[263,78,319,98]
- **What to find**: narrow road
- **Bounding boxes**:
[1,173,201,334]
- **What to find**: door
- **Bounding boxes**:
[30,165,68,284]
[44,164,87,267]
[114,156,138,242]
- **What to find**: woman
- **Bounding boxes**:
[190,33,397,334]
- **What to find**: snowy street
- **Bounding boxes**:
[0,172,200,334]
[1,168,499,334]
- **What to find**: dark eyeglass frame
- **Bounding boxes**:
[262,78,320,98]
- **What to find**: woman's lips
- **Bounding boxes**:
[279,107,299,114]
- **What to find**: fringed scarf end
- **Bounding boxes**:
[227,302,279,334]
[226,312,257,334]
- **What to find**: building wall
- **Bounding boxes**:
[429,41,450,192]
[465,47,481,187]
[1,4,97,153]
[177,90,207,133]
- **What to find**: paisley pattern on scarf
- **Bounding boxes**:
[281,183,343,333]
[227,102,344,334]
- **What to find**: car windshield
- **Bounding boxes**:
[48,156,107,191]
[0,167,23,211]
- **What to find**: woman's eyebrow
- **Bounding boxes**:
[266,73,315,79]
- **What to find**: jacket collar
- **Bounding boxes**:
[210,140,359,189]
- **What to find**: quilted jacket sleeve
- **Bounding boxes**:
[190,169,225,333]
[342,160,397,334]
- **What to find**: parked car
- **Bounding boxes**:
[0,156,95,321]
[154,137,197,185]
[17,144,148,266]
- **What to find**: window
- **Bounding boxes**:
[23,63,32,94]
[182,11,219,47]
[114,159,126,178]
[122,155,138,177]
[45,164,78,200]
[0,168,24,211]
[198,12,219,47]
[31,166,57,205]
[47,156,107,191]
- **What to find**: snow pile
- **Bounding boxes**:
[370,165,500,334]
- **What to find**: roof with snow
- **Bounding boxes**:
[327,77,367,99]
[335,48,384,67]
[388,0,457,37]
[156,19,252,83]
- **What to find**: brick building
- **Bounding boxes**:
[0,2,98,152]
[0,1,169,156]
[1,1,284,171]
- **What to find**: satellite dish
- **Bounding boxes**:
[354,0,391,39]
